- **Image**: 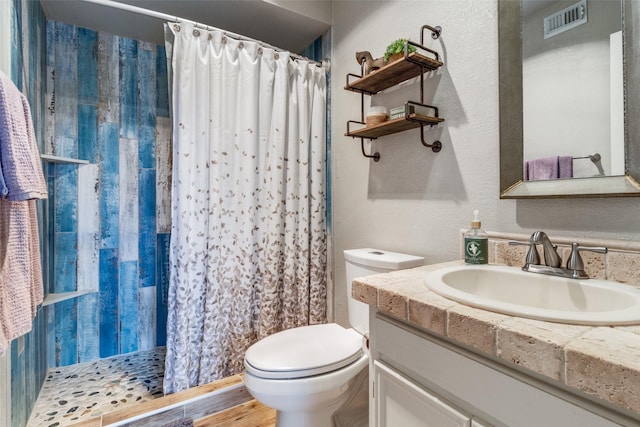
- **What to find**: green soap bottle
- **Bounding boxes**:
[464,210,488,264]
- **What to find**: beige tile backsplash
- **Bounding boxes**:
[484,232,640,289]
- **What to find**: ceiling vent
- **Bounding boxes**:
[544,0,588,39]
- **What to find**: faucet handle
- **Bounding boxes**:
[509,241,540,266]
[567,243,608,278]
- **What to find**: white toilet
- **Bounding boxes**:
[243,248,424,427]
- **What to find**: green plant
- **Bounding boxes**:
[384,38,416,62]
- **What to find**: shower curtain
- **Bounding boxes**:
[163,22,327,394]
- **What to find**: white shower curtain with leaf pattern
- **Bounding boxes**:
[164,22,327,394]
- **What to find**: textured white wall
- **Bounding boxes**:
[330,0,640,326]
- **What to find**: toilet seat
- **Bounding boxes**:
[244,323,363,380]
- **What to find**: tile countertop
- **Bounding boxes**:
[352,260,640,418]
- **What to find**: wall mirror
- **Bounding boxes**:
[499,0,640,198]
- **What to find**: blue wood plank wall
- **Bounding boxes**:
[7,7,171,424]
[8,1,49,426]
[45,21,172,365]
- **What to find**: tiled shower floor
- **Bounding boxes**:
[27,347,166,427]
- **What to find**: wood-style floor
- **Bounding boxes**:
[70,374,276,427]
[195,399,276,427]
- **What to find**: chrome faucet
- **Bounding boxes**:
[510,231,607,279]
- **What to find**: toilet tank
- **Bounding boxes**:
[343,248,424,335]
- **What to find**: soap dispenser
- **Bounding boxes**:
[464,210,488,264]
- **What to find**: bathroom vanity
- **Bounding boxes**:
[355,260,640,426]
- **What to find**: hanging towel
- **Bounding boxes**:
[525,156,574,181]
[525,156,558,181]
[0,71,47,354]
[0,70,47,200]
[0,199,44,354]
[558,155,573,179]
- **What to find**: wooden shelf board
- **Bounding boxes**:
[344,52,443,94]
[345,114,444,139]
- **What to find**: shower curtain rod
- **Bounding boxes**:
[79,0,323,66]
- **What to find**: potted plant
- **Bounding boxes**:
[384,38,417,63]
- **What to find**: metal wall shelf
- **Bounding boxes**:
[345,52,443,95]
[345,24,445,161]
[346,113,444,139]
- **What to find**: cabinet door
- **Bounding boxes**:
[374,361,471,427]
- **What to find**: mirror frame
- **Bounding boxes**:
[499,0,640,198]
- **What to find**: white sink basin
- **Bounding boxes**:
[425,265,640,325]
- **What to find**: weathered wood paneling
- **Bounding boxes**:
[119,38,137,140]
[99,122,119,249]
[53,22,77,157]
[78,27,98,105]
[77,293,100,363]
[43,21,170,369]
[99,248,119,358]
[138,42,156,169]
[98,32,119,125]
[78,104,98,162]
[139,168,156,288]
[156,45,169,118]
[54,231,77,293]
[119,260,139,354]
[45,20,55,154]
[119,138,139,262]
[54,164,77,232]
[155,116,172,233]
[138,286,157,351]
[55,299,77,366]
[77,163,99,292]
[156,233,171,346]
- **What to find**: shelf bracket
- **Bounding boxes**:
[360,138,381,162]
[421,24,442,42]
[419,125,442,153]
[348,120,380,161]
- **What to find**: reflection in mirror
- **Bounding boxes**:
[522,0,622,180]
[499,0,640,198]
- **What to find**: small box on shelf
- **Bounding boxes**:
[390,105,415,120]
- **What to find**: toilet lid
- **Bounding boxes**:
[244,323,363,380]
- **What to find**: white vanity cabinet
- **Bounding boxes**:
[370,312,631,427]
[374,360,472,426]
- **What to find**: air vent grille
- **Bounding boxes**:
[544,0,588,39]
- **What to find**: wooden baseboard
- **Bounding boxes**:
[194,400,276,427]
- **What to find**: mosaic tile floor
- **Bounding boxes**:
[27,347,166,427]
